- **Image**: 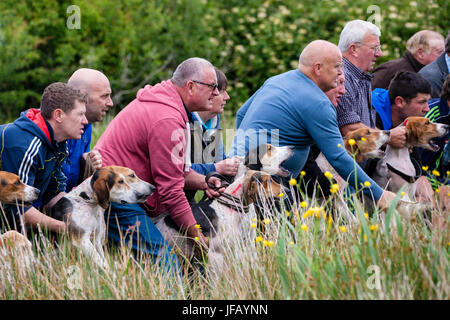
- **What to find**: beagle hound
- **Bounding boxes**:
[0,171,40,205]
[372,117,449,202]
[51,165,155,269]
[235,143,294,179]
[315,127,391,190]
[153,170,283,274]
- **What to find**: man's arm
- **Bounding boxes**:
[24,206,66,234]
[339,122,368,138]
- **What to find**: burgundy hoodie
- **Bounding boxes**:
[95,80,196,228]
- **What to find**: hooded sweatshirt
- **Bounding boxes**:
[94,80,197,228]
[0,109,67,225]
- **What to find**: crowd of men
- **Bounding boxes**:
[1,19,449,273]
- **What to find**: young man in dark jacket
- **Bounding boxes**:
[0,82,88,233]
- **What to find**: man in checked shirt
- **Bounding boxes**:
[336,20,407,171]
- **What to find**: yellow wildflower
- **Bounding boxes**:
[432,170,440,177]
[251,223,257,229]
[263,218,271,225]
[330,183,340,193]
[324,171,333,179]
[300,171,306,176]
[286,210,290,217]
[401,191,406,196]
[422,166,429,171]
[370,224,379,231]
[278,192,284,198]
[263,240,269,246]
[301,224,308,231]
[364,212,369,219]
[194,236,200,241]
[364,181,371,187]
[303,209,312,219]
[194,224,201,229]
[337,143,342,148]
[300,201,308,208]
[255,236,263,243]
[267,241,274,247]
[436,188,440,193]
[348,139,356,146]
[361,137,367,141]
[340,226,347,233]
[289,178,297,186]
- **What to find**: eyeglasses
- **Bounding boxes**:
[355,42,382,52]
[192,80,219,91]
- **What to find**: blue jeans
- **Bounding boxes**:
[104,202,181,276]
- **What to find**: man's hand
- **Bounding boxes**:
[388,126,407,148]
[87,150,102,170]
[377,190,397,210]
[214,157,240,176]
[204,176,225,199]
[187,224,209,255]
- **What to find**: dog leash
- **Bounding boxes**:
[204,171,251,213]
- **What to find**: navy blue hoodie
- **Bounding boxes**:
[0,109,67,228]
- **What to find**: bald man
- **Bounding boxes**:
[64,68,113,191]
[230,40,396,209]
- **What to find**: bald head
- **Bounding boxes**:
[299,40,341,67]
[68,68,109,92]
[299,40,343,92]
[67,68,113,123]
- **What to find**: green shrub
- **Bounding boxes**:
[0,0,448,122]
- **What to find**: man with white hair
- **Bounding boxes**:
[230,40,396,209]
[337,20,407,157]
[94,57,224,271]
[372,30,444,90]
[64,68,114,191]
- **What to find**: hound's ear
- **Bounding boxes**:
[243,171,262,204]
[405,121,418,146]
[91,169,115,209]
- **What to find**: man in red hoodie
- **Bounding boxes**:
[95,57,224,270]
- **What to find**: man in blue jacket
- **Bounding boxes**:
[229,40,396,209]
[0,82,88,233]
[371,71,434,201]
[64,68,113,191]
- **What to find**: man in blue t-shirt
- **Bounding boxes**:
[63,68,113,191]
[229,40,396,209]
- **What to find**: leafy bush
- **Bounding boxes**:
[0,0,448,122]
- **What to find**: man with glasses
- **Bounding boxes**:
[336,20,407,169]
[94,57,224,275]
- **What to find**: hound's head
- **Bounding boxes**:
[242,170,284,205]
[90,166,155,209]
[245,144,294,177]
[403,116,449,151]
[0,171,40,204]
[344,127,390,162]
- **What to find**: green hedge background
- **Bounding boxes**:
[0,0,448,123]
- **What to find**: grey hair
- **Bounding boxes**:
[171,57,214,86]
[406,30,444,54]
[338,20,381,53]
